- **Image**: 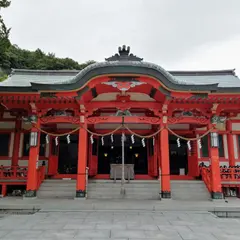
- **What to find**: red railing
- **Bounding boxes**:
[220,168,240,182]
[0,166,28,180]
[37,166,45,189]
[200,166,212,192]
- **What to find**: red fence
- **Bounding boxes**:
[220,168,240,182]
[37,166,45,189]
[0,166,28,180]
[200,166,240,192]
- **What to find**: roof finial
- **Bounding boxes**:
[105,45,143,62]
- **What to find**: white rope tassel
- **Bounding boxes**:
[197,139,202,149]
[90,134,94,144]
[187,140,191,151]
[66,134,70,144]
[177,138,181,147]
[55,136,58,146]
[101,136,104,146]
[153,137,155,146]
[131,134,135,144]
[142,138,145,147]
[111,134,114,143]
[45,134,49,144]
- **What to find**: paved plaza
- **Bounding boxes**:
[0,208,239,239]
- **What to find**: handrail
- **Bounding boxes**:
[36,166,45,190]
[85,167,89,199]
[199,166,212,192]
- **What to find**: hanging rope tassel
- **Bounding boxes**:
[45,134,49,144]
[187,140,191,151]
[90,134,94,144]
[177,138,181,147]
[101,136,104,146]
[111,134,114,143]
[131,134,135,144]
[197,139,202,149]
[66,134,70,144]
[55,136,58,146]
[142,138,145,147]
[153,137,155,146]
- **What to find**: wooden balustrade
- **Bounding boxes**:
[220,167,240,182]
[37,166,45,189]
[200,166,212,192]
[200,166,240,192]
[0,166,28,180]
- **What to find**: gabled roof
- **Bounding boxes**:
[0,45,240,93]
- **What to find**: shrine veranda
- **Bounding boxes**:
[0,45,240,199]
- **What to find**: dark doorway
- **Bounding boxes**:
[169,135,188,175]
[58,135,78,174]
[98,135,148,174]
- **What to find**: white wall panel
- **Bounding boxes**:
[9,132,14,157]
[233,134,238,159]
[232,123,240,131]
[223,134,228,159]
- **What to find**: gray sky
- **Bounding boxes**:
[2,0,240,74]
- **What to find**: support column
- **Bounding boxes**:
[226,121,235,166]
[76,124,88,198]
[25,118,40,198]
[209,127,223,199]
[160,127,171,198]
[12,118,21,166]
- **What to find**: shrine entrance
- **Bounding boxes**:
[169,135,188,175]
[97,135,148,175]
[58,135,78,174]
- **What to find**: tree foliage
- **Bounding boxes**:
[0,1,95,81]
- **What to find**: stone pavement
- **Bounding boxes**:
[0,210,240,239]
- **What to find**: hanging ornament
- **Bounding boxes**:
[55,136,58,146]
[177,138,181,148]
[197,139,202,149]
[101,136,104,146]
[142,138,145,147]
[111,134,114,143]
[90,134,94,144]
[66,134,70,144]
[45,134,49,144]
[153,137,155,146]
[187,140,191,151]
[131,134,135,144]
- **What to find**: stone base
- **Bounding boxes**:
[76,190,86,198]
[161,191,171,199]
[211,191,223,199]
[24,190,37,198]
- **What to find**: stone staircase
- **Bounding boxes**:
[37,179,76,199]
[87,180,160,200]
[171,180,210,201]
[37,179,210,201]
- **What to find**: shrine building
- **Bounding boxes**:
[0,45,240,200]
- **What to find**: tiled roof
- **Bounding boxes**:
[1,68,239,88]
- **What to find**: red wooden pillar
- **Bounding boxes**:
[25,119,40,198]
[226,121,235,166]
[76,124,88,198]
[209,128,223,199]
[160,127,171,198]
[12,119,21,166]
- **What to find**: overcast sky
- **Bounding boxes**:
[2,0,240,74]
